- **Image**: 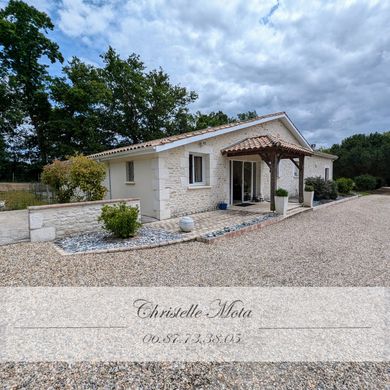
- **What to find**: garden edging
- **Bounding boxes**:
[313,195,359,211]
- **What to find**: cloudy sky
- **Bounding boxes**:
[2,0,390,146]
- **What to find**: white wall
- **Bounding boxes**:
[104,156,157,218]
[99,119,335,220]
[260,155,334,200]
[161,119,334,217]
[28,198,140,241]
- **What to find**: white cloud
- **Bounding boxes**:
[50,0,390,145]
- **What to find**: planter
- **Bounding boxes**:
[303,190,314,207]
[275,195,288,216]
[179,216,195,232]
[218,202,228,210]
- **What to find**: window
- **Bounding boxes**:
[126,161,134,182]
[325,167,329,181]
[189,153,204,184]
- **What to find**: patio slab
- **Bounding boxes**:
[146,208,270,238]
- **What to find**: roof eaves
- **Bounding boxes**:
[90,145,157,160]
[312,150,338,160]
[155,113,286,153]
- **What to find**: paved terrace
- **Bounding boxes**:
[145,202,303,239]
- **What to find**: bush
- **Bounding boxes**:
[42,155,106,203]
[336,177,355,194]
[0,191,46,210]
[305,177,338,200]
[41,160,74,203]
[69,155,107,201]
[375,176,386,189]
[304,184,314,192]
[329,181,338,200]
[275,188,288,197]
[99,203,141,238]
[354,174,377,191]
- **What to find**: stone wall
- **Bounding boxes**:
[28,198,140,242]
[260,153,334,200]
[160,119,335,217]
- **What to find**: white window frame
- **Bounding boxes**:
[189,153,206,186]
[126,161,134,183]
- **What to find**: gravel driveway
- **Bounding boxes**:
[1,195,389,287]
[1,194,389,388]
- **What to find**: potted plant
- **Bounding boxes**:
[275,188,288,216]
[218,200,228,210]
[304,184,315,207]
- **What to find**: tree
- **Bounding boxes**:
[237,110,258,121]
[192,111,233,130]
[327,132,390,185]
[49,57,113,158]
[0,0,63,165]
[100,47,197,144]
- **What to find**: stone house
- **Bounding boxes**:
[90,112,337,220]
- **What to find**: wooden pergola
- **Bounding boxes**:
[221,135,313,211]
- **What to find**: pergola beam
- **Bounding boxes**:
[270,152,279,211]
[224,144,311,210]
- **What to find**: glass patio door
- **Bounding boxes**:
[230,160,255,204]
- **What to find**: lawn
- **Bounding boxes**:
[0,190,48,210]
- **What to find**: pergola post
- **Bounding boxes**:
[270,152,279,211]
[298,155,305,204]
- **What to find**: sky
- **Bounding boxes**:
[2,0,390,147]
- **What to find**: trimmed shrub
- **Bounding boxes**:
[99,202,141,238]
[354,174,377,191]
[305,177,339,200]
[275,188,288,197]
[336,177,355,194]
[304,184,314,192]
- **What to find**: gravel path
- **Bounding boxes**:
[1,195,389,287]
[1,194,389,388]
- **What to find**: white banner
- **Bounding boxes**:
[1,287,388,361]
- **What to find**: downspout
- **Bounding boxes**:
[107,161,112,199]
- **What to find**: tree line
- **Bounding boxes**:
[325,132,390,186]
[1,1,388,186]
[0,0,256,181]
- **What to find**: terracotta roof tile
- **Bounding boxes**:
[221,135,313,156]
[89,111,285,158]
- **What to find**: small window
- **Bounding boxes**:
[189,153,204,184]
[126,161,134,182]
[325,167,329,181]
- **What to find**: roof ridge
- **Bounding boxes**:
[89,111,287,158]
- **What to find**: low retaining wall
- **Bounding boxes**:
[28,198,140,242]
[197,215,284,244]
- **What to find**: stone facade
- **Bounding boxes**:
[99,118,335,220]
[159,119,335,217]
[28,198,140,242]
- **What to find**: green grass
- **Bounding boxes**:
[0,191,48,210]
[355,191,371,196]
